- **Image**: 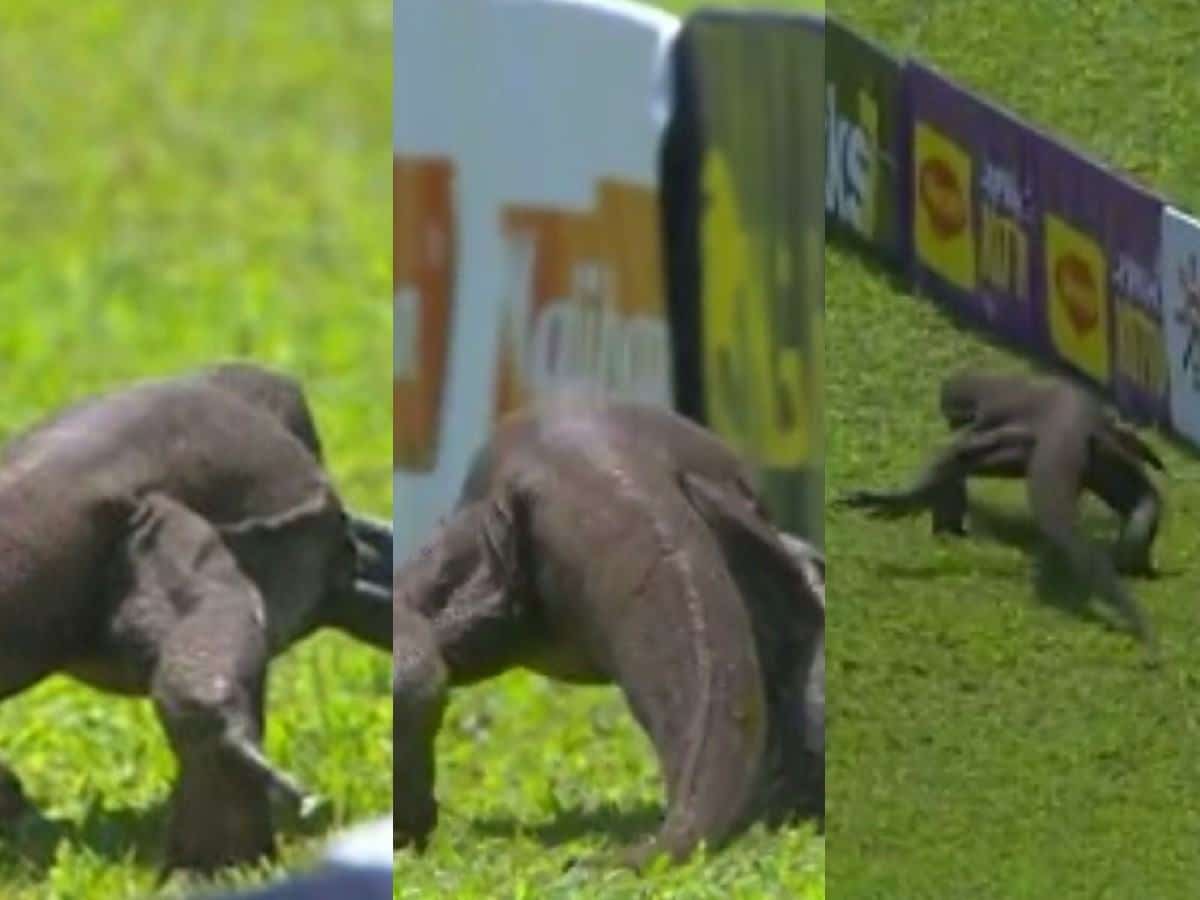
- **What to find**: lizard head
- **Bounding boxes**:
[939,371,988,428]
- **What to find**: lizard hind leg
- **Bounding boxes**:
[391,492,534,846]
[1113,490,1162,578]
[1026,443,1158,654]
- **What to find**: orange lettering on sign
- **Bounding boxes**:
[494,179,670,419]
[394,156,456,472]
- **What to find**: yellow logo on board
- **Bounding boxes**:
[700,150,811,468]
[1044,213,1111,383]
[913,121,976,292]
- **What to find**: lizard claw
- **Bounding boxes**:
[353,577,391,605]
[223,732,320,818]
[296,791,326,821]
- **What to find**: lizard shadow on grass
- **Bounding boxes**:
[866,499,1174,634]
[467,802,664,849]
[0,803,168,873]
[0,795,334,875]
[966,499,1179,581]
[960,500,1170,633]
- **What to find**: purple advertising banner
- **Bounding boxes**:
[908,59,1169,423]
[907,62,1044,352]
[1103,177,1167,426]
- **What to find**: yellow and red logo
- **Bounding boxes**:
[1044,212,1110,383]
[918,156,969,240]
[394,155,456,473]
[1054,252,1101,335]
[913,121,976,292]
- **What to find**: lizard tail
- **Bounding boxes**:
[607,546,770,868]
[619,650,768,870]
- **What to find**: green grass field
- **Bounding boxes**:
[0,2,391,897]
[392,2,825,899]
[830,1,1200,897]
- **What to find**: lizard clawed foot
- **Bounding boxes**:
[393,798,437,854]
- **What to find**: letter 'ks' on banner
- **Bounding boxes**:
[824,17,907,265]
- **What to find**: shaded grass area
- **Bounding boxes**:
[829,1,1200,896]
[394,0,826,897]
[396,675,823,899]
[0,2,391,897]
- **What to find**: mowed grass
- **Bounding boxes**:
[393,1,826,898]
[830,2,1200,897]
[0,2,391,898]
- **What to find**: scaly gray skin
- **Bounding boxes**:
[838,370,1161,651]
[394,400,824,867]
[0,368,386,874]
[471,402,826,830]
[193,362,393,647]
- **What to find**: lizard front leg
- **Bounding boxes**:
[393,604,447,851]
[392,493,532,849]
[105,493,318,874]
[837,424,1034,525]
[398,493,532,686]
